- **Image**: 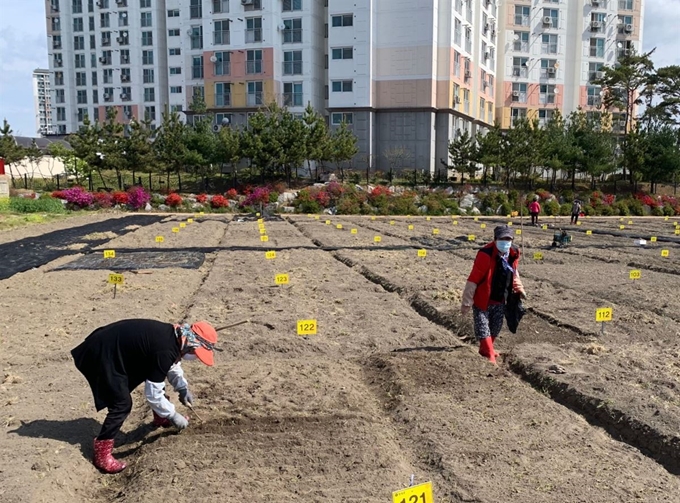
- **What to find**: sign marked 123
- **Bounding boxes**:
[275,273,289,285]
[297,319,317,335]
[596,307,613,322]
[103,250,115,259]
[392,482,434,503]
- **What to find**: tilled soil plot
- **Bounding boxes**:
[1,213,679,503]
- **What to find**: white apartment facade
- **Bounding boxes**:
[496,0,645,130]
[33,69,55,136]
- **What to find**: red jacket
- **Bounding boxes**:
[467,242,521,311]
[528,201,540,213]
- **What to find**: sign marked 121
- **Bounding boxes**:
[392,482,434,503]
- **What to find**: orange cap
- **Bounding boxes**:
[190,322,218,366]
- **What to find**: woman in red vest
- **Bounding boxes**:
[461,225,526,363]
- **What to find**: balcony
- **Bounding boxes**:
[246,60,262,74]
[245,29,262,43]
[214,30,230,45]
[215,94,231,107]
[247,92,263,106]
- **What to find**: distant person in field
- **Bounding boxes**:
[528,196,541,226]
[461,225,526,363]
[71,319,219,473]
[570,200,582,224]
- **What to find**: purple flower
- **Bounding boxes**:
[62,187,94,208]
[127,186,151,210]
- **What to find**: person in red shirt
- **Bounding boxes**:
[461,225,526,363]
[528,196,541,226]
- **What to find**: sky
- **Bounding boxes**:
[0,0,679,136]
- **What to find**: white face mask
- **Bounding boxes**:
[495,240,512,254]
[182,353,198,361]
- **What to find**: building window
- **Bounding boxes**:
[90,34,96,49]
[92,89,98,104]
[514,5,530,26]
[55,89,65,103]
[331,112,353,125]
[512,83,527,103]
[192,56,204,79]
[190,0,202,19]
[539,84,556,105]
[540,59,557,78]
[98,0,108,7]
[587,86,602,106]
[171,105,183,113]
[145,106,156,122]
[618,15,633,34]
[120,49,130,64]
[170,67,182,75]
[488,75,494,95]
[213,0,229,14]
[100,50,112,65]
[119,11,128,27]
[590,37,605,58]
[511,108,527,124]
[143,68,154,83]
[283,0,301,11]
[72,35,83,50]
[76,72,87,86]
[190,26,203,49]
[331,80,353,92]
[465,27,472,53]
[142,50,154,65]
[543,8,559,28]
[103,69,113,83]
[100,13,110,28]
[454,18,462,47]
[283,50,302,75]
[331,47,353,60]
[169,48,181,56]
[619,0,633,10]
[243,0,262,10]
[101,31,111,46]
[283,82,303,107]
[512,57,528,78]
[74,53,85,68]
[246,17,262,43]
[332,14,353,27]
[144,88,155,102]
[54,71,64,86]
[116,31,128,45]
[140,0,150,7]
[88,16,95,31]
[541,34,558,54]
[170,86,183,94]
[591,12,606,30]
[57,107,66,121]
[73,17,83,32]
[214,51,230,76]
[167,9,180,17]
[120,87,131,101]
[283,18,302,43]
[246,49,263,74]
[141,12,152,28]
[169,28,180,36]
[247,81,263,106]
[121,68,130,82]
[52,35,62,50]
[142,31,153,46]
[214,20,230,45]
[215,82,231,107]
[479,97,485,120]
[513,31,529,52]
[538,109,554,126]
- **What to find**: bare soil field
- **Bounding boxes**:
[1,213,679,502]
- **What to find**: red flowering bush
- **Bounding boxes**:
[602,194,616,206]
[635,192,658,208]
[51,190,66,199]
[112,191,129,205]
[196,194,208,204]
[225,188,238,200]
[165,193,183,207]
[535,189,552,201]
[326,181,345,199]
[370,186,392,198]
[241,187,270,207]
[211,195,229,208]
[93,191,113,208]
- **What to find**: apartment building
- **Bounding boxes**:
[496,0,645,130]
[33,69,55,136]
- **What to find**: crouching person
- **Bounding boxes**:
[461,225,526,363]
[71,319,218,473]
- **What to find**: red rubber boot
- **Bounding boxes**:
[152,411,172,428]
[478,337,497,364]
[93,438,127,474]
[491,336,500,358]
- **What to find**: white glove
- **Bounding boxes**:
[170,412,189,430]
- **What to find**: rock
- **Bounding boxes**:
[547,364,567,374]
[355,185,364,191]
[470,207,481,215]
[31,460,50,472]
[418,205,428,214]
[277,191,297,204]
[228,199,239,208]
[158,204,168,211]
[445,186,454,196]
[460,193,477,209]
[282,206,295,213]
[145,203,152,211]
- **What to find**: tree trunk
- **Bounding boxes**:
[571,168,576,191]
[178,170,182,192]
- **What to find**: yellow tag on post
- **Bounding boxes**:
[371,216,376,220]
[275,273,289,285]
[392,482,434,503]
[336,224,343,229]
[257,218,264,224]
[172,227,180,233]
[314,215,320,220]
[325,220,331,225]
[474,217,479,221]
[261,235,269,242]
[661,249,669,257]
[103,250,115,259]
[628,220,633,225]
[187,218,194,224]
[507,222,513,226]
[619,225,625,230]
[374,236,381,243]
[452,220,458,225]
[390,220,395,225]
[650,236,657,242]
[199,211,205,215]
[297,320,317,335]
[468,234,476,241]
[180,223,186,228]
[408,225,414,230]
[515,229,522,235]
[542,224,548,230]
[155,236,164,243]
[576,221,582,226]
[256,212,261,217]
[426,216,431,221]
[417,249,427,257]
[259,228,267,235]
[480,223,486,229]
[432,228,440,235]
[596,307,613,322]
[351,228,357,234]
[533,252,544,260]
[629,270,641,280]
[108,273,124,284]
[586,230,592,235]
[265,251,276,259]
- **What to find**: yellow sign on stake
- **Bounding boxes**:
[533,252,544,260]
[392,482,434,503]
[586,230,593,235]
[172,227,180,233]
[336,224,343,229]
[628,220,633,225]
[257,218,264,224]
[275,273,289,285]
[261,235,269,242]
[619,225,625,230]
[374,236,382,243]
[452,220,458,225]
[108,273,124,284]
[103,250,115,259]
[155,236,164,243]
[515,229,522,235]
[408,225,414,230]
[474,217,479,221]
[390,220,395,225]
[650,236,657,242]
[432,228,440,235]
[265,251,276,260]
[417,249,427,257]
[596,307,613,322]
[325,220,331,225]
[351,228,358,234]
[675,229,680,235]
[480,223,486,229]
[297,319,317,335]
[371,216,376,220]
[507,221,513,226]
[542,224,548,230]
[629,270,641,280]
[576,221,582,226]
[468,234,476,241]
[259,228,267,235]
[180,223,186,228]
[661,249,670,257]
[314,215,320,220]
[256,212,261,217]
[426,216,431,221]
[187,218,194,224]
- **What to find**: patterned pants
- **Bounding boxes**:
[472,304,505,340]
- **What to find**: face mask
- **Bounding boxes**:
[182,353,198,361]
[495,240,512,254]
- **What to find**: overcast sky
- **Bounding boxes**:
[0,0,679,136]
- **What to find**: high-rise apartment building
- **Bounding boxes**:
[33,68,55,136]
[495,0,645,130]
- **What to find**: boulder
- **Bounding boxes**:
[460,193,477,209]
[277,191,297,204]
[418,205,428,214]
[470,207,481,215]
[158,204,168,211]
[282,206,295,213]
[145,202,152,211]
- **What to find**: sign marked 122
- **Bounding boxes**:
[392,482,434,503]
[297,319,317,335]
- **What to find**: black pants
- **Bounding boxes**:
[530,212,538,225]
[97,394,132,440]
[571,213,579,224]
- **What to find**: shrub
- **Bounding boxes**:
[389,194,419,215]
[8,197,66,213]
[112,191,129,205]
[628,198,644,216]
[51,190,66,199]
[196,194,208,204]
[613,200,630,216]
[543,200,560,216]
[663,203,675,216]
[225,188,238,200]
[62,187,94,208]
[336,195,362,214]
[269,191,279,204]
[559,203,572,216]
[651,205,664,216]
[293,189,322,213]
[599,205,615,216]
[242,187,270,207]
[165,193,183,207]
[127,186,151,210]
[93,192,114,209]
[211,195,229,208]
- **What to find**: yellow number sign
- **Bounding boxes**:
[661,249,670,257]
[507,221,513,226]
[172,227,180,233]
[180,223,186,228]
[664,216,669,221]
[275,273,289,285]
[325,220,331,225]
[187,218,194,224]
[628,220,633,225]
[336,224,343,229]
[408,225,414,230]
[103,250,115,259]
[533,252,544,260]
[432,228,440,235]
[675,229,680,235]
[259,228,267,235]
[480,223,486,229]
[265,251,276,260]
[155,236,164,243]
[586,230,593,235]
[468,234,476,241]
[257,218,264,224]
[390,220,395,225]
[351,228,358,234]
[576,221,582,226]
[452,220,458,225]
[542,224,548,230]
[474,217,479,221]
[371,216,376,220]
[108,273,124,285]
[515,229,522,235]
[596,307,613,322]
[426,216,431,221]
[392,482,434,503]
[374,236,382,243]
[314,215,320,220]
[629,270,641,280]
[650,236,657,242]
[297,319,317,335]
[261,235,269,242]
[619,225,625,230]
[256,212,261,217]
[199,211,205,216]
[417,249,427,257]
